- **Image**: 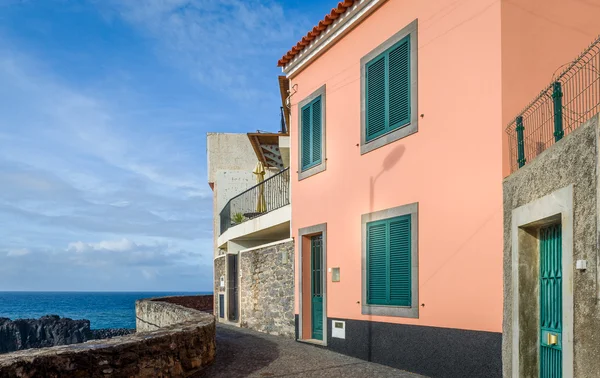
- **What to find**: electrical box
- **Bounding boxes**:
[332,320,345,339]
[332,267,340,282]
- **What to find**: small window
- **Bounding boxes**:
[367,214,411,306]
[301,96,323,170]
[366,36,411,142]
[298,85,326,180]
[360,19,417,155]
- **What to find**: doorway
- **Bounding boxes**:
[539,224,562,377]
[298,223,327,344]
[311,234,323,340]
[227,254,239,322]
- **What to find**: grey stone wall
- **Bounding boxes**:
[239,240,294,338]
[214,255,226,320]
[0,297,216,377]
[503,115,600,377]
[135,296,212,332]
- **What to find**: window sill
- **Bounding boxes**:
[298,161,326,181]
[361,303,419,318]
[360,121,417,155]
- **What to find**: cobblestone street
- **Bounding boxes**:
[198,324,425,378]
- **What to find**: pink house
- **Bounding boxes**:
[278,0,600,376]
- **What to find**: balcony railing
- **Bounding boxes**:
[219,168,290,235]
[506,34,600,173]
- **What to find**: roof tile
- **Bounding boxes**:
[277,0,356,67]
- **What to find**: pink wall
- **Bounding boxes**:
[501,0,600,176]
[290,0,504,333]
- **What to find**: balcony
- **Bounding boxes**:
[219,168,290,235]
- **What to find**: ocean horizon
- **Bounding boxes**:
[0,291,213,330]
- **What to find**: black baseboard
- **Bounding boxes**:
[294,314,299,340]
[326,317,501,378]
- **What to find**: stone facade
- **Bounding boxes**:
[0,296,216,378]
[503,115,600,377]
[135,296,212,332]
[239,240,295,338]
[214,255,226,320]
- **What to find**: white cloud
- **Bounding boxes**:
[67,238,137,253]
[106,0,304,100]
[7,248,30,257]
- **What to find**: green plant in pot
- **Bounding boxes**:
[232,212,245,224]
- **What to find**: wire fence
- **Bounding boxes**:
[507,35,600,173]
[219,168,290,235]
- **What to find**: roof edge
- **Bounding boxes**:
[279,0,388,78]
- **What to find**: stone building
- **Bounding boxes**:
[503,35,600,377]
[207,78,295,338]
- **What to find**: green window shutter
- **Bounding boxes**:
[366,56,387,141]
[388,38,411,129]
[300,95,323,171]
[367,214,412,306]
[365,35,411,142]
[301,104,312,170]
[367,221,388,305]
[389,215,411,306]
[311,98,322,165]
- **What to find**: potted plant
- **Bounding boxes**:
[232,212,245,225]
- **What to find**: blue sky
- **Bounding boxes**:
[0,0,328,291]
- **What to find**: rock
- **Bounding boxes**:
[0,315,135,354]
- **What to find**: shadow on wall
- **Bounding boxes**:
[367,144,405,364]
[369,145,406,214]
[198,326,280,378]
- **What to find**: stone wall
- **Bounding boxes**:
[0,296,216,377]
[157,295,213,313]
[239,240,294,337]
[135,296,212,332]
[503,115,600,377]
[214,255,226,320]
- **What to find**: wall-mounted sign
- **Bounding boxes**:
[220,276,225,288]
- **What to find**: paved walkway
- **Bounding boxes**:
[198,324,425,378]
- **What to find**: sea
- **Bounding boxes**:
[0,292,212,330]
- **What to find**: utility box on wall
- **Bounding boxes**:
[332,320,345,339]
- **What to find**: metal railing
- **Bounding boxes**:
[506,35,600,173]
[219,168,290,235]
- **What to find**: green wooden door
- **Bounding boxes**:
[311,235,323,340]
[540,224,562,378]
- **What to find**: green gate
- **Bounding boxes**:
[311,235,323,340]
[540,224,562,378]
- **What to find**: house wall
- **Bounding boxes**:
[502,115,600,378]
[213,255,226,321]
[290,0,503,332]
[500,0,600,177]
[208,133,258,254]
[288,1,503,375]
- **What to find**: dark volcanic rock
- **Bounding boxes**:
[0,315,92,354]
[0,315,135,354]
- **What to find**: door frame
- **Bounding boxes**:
[227,253,239,322]
[298,223,328,345]
[511,185,574,378]
[224,252,241,325]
